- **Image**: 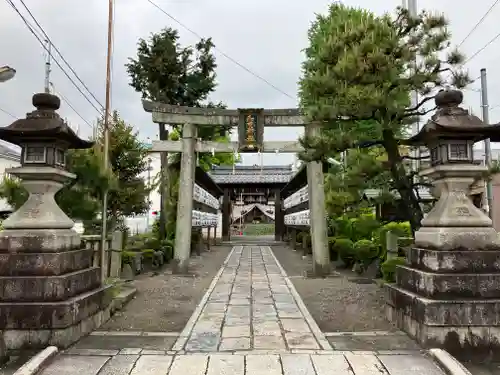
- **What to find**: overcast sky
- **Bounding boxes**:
[1,0,499,167]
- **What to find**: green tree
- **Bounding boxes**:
[0,147,110,221]
[126,27,237,239]
[95,111,151,228]
[299,4,469,232]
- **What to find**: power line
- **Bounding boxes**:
[457,0,500,48]
[4,0,104,116]
[0,107,17,119]
[17,0,105,111]
[51,83,93,129]
[145,0,294,100]
[462,31,500,66]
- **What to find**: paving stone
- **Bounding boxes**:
[39,355,110,375]
[253,335,286,350]
[206,354,244,375]
[98,354,139,375]
[118,348,142,355]
[253,321,282,336]
[222,325,251,338]
[245,354,282,375]
[285,332,320,350]
[219,337,251,351]
[129,355,173,375]
[185,332,220,352]
[281,354,316,375]
[169,355,209,375]
[281,319,312,333]
[229,298,251,305]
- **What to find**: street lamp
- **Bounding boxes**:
[0,66,16,83]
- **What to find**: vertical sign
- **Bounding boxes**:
[238,109,264,152]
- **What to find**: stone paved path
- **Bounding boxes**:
[39,245,446,375]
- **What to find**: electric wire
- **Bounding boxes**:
[145,0,295,100]
[457,0,500,48]
[4,0,104,116]
[17,0,105,111]
[0,107,17,119]
[50,84,93,129]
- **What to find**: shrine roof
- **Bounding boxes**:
[209,165,294,184]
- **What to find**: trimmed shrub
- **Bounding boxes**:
[381,257,406,283]
[353,239,378,266]
[374,221,412,259]
[328,236,338,260]
[333,238,355,267]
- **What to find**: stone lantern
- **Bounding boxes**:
[0,93,112,353]
[385,89,500,360]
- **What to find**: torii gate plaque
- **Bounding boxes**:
[143,100,330,276]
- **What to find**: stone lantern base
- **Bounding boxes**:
[385,246,500,361]
[0,167,113,351]
[385,164,500,360]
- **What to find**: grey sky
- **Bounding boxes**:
[1,0,499,166]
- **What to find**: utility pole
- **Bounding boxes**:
[100,0,114,284]
[403,0,421,175]
[146,157,152,231]
[480,68,494,219]
[44,40,51,93]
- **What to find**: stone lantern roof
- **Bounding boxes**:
[406,89,500,145]
[0,92,93,149]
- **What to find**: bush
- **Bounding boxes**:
[333,238,355,267]
[353,239,378,265]
[381,257,406,283]
[350,214,381,242]
[328,236,338,260]
[374,221,412,260]
[122,250,138,267]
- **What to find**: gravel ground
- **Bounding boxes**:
[272,244,398,333]
[101,245,232,332]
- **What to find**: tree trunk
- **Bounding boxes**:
[382,129,423,235]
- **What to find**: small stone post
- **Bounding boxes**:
[305,123,330,276]
[206,227,211,251]
[386,231,398,259]
[173,123,197,273]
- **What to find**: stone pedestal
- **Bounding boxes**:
[385,246,500,361]
[0,167,112,351]
[385,164,500,361]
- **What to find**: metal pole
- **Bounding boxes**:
[44,40,51,93]
[480,68,494,219]
[146,157,152,231]
[100,0,114,285]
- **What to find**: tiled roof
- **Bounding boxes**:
[209,165,293,184]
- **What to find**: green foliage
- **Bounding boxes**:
[353,239,378,265]
[242,224,275,236]
[333,238,355,267]
[374,221,412,259]
[328,213,381,242]
[381,257,406,282]
[0,148,109,221]
[126,27,237,172]
[126,27,239,241]
[95,111,151,221]
[299,3,470,231]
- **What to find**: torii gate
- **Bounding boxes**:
[143,101,330,276]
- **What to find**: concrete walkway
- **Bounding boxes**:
[39,245,447,375]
